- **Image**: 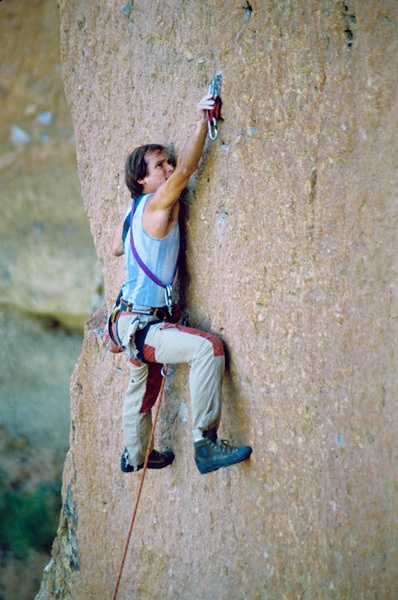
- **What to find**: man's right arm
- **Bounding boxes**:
[145,93,214,214]
[112,92,214,250]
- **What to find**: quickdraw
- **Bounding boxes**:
[207,73,222,141]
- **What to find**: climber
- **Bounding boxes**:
[111,90,252,475]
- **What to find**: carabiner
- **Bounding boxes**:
[207,73,222,141]
[209,73,222,98]
[208,117,218,140]
[161,364,178,378]
[165,284,173,314]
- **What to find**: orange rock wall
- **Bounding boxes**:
[38,1,398,598]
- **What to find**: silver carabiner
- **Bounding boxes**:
[165,284,173,314]
[161,364,178,378]
[207,73,222,141]
[208,117,218,140]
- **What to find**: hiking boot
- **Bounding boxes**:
[194,438,252,474]
[120,448,175,473]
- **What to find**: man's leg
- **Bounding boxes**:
[142,323,252,473]
[142,323,224,438]
[121,360,174,472]
[117,317,174,472]
[123,360,152,466]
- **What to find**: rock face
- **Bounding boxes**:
[38,1,397,598]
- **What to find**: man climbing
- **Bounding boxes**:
[111,90,252,475]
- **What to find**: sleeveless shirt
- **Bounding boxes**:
[121,194,180,308]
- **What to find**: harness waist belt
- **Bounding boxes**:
[120,299,169,320]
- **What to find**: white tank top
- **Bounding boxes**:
[121,194,179,307]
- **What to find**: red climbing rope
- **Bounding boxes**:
[112,366,168,600]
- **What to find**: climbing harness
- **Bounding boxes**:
[112,365,169,600]
[207,73,222,141]
[106,299,171,356]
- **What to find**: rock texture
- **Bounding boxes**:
[38,1,397,598]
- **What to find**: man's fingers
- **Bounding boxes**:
[198,95,215,111]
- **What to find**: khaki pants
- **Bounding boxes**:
[117,316,225,467]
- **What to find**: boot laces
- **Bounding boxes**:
[212,439,237,454]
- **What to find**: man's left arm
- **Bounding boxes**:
[112,219,125,256]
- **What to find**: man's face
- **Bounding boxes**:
[139,150,175,193]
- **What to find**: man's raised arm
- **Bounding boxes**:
[145,93,214,213]
[112,91,215,249]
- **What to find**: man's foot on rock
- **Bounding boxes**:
[120,448,175,473]
[194,438,252,474]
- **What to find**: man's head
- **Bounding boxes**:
[125,144,176,198]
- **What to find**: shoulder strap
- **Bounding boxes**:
[122,194,144,245]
